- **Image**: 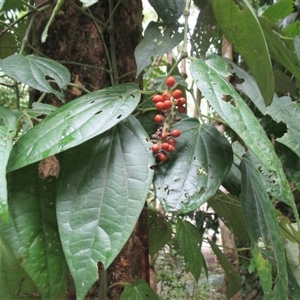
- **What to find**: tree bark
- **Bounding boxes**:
[34,1,146,298]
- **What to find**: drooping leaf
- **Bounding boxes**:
[262,0,293,22]
[212,0,274,105]
[240,155,288,298]
[120,279,159,300]
[260,17,300,85]
[208,239,241,299]
[0,237,39,299]
[148,209,172,257]
[154,119,232,213]
[135,21,184,76]
[56,116,154,300]
[190,58,297,224]
[0,163,68,299]
[176,219,203,282]
[25,102,58,118]
[0,106,17,223]
[0,54,70,100]
[148,0,185,24]
[41,0,65,43]
[7,83,140,172]
[208,192,249,243]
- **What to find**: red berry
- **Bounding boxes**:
[161,132,168,140]
[151,144,160,153]
[153,94,163,103]
[163,100,172,110]
[172,89,182,99]
[154,114,164,124]
[177,106,186,114]
[167,138,176,146]
[157,151,168,162]
[161,142,170,150]
[155,101,164,110]
[166,76,175,88]
[176,97,186,107]
[167,144,175,152]
[162,91,171,100]
[170,129,181,137]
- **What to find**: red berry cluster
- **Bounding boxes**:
[150,76,186,162]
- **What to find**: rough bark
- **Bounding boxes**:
[34,1,147,299]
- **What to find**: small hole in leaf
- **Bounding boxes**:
[90,100,95,104]
[117,114,122,119]
[130,93,135,98]
[0,118,5,126]
[94,110,103,115]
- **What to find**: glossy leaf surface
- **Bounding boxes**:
[154,119,232,213]
[0,54,70,100]
[240,155,288,298]
[0,164,68,299]
[0,106,17,223]
[56,116,154,300]
[213,0,274,105]
[7,83,140,172]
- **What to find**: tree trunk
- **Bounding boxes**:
[33,1,146,298]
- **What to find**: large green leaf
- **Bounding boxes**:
[176,219,203,282]
[0,237,39,299]
[0,163,68,299]
[212,0,274,105]
[148,209,172,257]
[148,0,185,24]
[7,83,140,172]
[56,116,154,300]
[240,155,288,298]
[0,106,17,223]
[208,239,241,299]
[0,54,70,100]
[120,279,159,300]
[260,17,300,85]
[154,119,232,213]
[135,21,184,76]
[190,58,296,220]
[262,0,293,22]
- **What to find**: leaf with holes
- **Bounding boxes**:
[0,54,70,100]
[0,164,68,299]
[190,59,298,226]
[56,116,154,300]
[154,119,232,213]
[7,83,140,172]
[212,0,274,105]
[0,107,17,223]
[240,155,288,298]
[135,21,183,76]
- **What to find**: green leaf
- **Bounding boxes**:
[56,116,154,300]
[294,35,300,62]
[154,120,232,213]
[25,102,58,118]
[208,240,241,299]
[262,0,293,22]
[148,0,185,24]
[260,17,300,85]
[240,155,288,298]
[274,70,296,96]
[148,209,172,257]
[120,279,159,300]
[176,219,203,282]
[0,238,39,299]
[0,54,70,100]
[208,193,249,243]
[41,0,65,43]
[7,83,140,172]
[0,106,17,223]
[212,0,274,105]
[190,58,297,223]
[0,0,4,11]
[135,21,184,76]
[0,163,68,299]
[0,32,17,59]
